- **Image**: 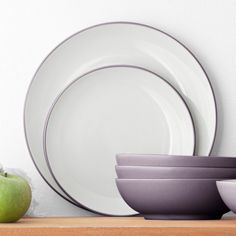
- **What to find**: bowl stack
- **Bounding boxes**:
[115,154,236,220]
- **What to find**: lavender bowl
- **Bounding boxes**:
[116,166,236,179]
[217,180,236,213]
[116,154,236,168]
[116,179,229,220]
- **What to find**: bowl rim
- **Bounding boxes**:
[116,178,227,182]
[116,153,236,159]
[217,179,236,184]
[115,165,236,170]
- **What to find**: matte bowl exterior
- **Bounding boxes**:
[116,166,236,179]
[116,179,229,220]
[217,180,236,213]
[116,154,236,168]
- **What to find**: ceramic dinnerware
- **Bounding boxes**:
[217,180,236,213]
[44,65,195,216]
[116,166,236,179]
[116,154,236,168]
[24,22,216,203]
[116,179,229,220]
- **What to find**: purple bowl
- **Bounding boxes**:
[116,154,236,168]
[217,180,236,213]
[115,166,236,179]
[116,179,229,220]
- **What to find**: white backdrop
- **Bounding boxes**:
[0,0,236,216]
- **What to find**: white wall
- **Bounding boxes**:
[0,0,236,216]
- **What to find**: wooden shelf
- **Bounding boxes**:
[0,216,236,236]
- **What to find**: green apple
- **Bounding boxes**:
[0,172,32,223]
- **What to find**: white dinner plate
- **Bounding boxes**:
[24,22,216,204]
[44,65,195,215]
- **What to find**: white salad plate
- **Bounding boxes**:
[43,65,195,215]
[24,22,216,205]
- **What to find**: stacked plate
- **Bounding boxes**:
[116,154,236,219]
[24,22,230,217]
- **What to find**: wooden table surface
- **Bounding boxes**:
[0,216,236,236]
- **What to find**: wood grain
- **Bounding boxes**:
[0,217,235,236]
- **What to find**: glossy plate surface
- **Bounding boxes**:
[24,22,216,203]
[44,66,195,215]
